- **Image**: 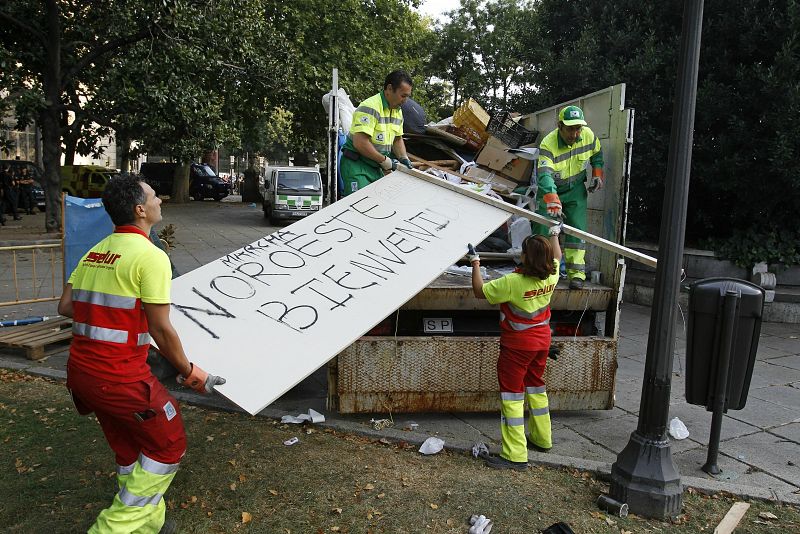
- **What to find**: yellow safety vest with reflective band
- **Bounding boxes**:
[482,260,559,350]
[345,91,404,160]
[68,226,171,382]
[537,126,602,195]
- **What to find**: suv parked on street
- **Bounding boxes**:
[140,162,230,201]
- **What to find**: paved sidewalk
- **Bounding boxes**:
[1,199,798,505]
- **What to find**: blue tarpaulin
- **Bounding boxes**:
[63,195,113,279]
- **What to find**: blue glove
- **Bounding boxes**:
[467,243,480,263]
[399,157,413,169]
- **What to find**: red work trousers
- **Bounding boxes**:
[497,345,548,392]
[67,366,187,466]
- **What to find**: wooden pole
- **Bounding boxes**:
[398,166,658,268]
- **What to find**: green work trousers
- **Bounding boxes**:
[532,184,587,281]
[341,156,383,196]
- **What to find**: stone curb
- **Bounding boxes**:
[4,358,797,507]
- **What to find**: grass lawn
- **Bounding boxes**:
[1,369,798,533]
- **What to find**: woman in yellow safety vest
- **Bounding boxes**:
[469,222,563,470]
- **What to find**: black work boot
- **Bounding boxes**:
[159,519,178,534]
[526,437,552,453]
[484,454,529,471]
[568,278,584,290]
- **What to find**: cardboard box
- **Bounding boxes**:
[464,165,520,194]
[475,136,534,182]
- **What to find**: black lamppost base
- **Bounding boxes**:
[610,430,683,519]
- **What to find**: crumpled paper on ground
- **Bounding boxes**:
[281,408,326,424]
[418,436,445,455]
[472,442,489,458]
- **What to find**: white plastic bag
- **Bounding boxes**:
[508,217,533,250]
[669,417,689,440]
[418,436,445,455]
[321,88,355,133]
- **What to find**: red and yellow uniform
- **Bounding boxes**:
[482,260,559,462]
[66,225,186,534]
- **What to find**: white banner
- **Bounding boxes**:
[170,171,510,414]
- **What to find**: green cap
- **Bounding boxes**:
[559,105,587,126]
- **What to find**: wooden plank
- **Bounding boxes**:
[12,327,71,346]
[2,323,72,344]
[407,155,484,186]
[0,318,71,343]
[24,331,73,361]
[0,323,72,345]
[0,317,70,338]
[26,329,74,348]
[714,502,750,534]
[399,166,659,268]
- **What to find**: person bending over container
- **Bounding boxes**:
[468,222,563,470]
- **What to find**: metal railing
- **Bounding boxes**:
[0,242,62,307]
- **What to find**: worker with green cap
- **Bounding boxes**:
[532,105,604,289]
[340,70,414,196]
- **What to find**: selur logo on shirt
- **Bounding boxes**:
[523,283,555,300]
[84,251,122,265]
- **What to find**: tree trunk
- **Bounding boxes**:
[170,162,190,203]
[42,0,62,233]
[201,150,218,172]
[118,135,131,173]
[40,108,62,233]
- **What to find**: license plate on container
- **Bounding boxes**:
[423,318,454,333]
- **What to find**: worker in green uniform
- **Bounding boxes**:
[532,105,604,289]
[340,70,413,196]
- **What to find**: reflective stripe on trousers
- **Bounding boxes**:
[499,394,527,463]
[526,387,552,449]
[89,453,181,534]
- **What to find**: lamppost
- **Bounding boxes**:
[609,0,704,519]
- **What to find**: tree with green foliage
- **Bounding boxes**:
[263,0,437,160]
[0,1,178,231]
[0,0,288,226]
[518,0,800,265]
[429,0,484,111]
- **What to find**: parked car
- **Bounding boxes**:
[0,159,46,212]
[140,162,230,201]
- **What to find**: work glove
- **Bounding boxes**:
[467,243,480,264]
[548,221,563,236]
[548,346,561,361]
[379,157,398,172]
[587,167,604,192]
[542,192,562,218]
[177,363,226,394]
[398,157,413,169]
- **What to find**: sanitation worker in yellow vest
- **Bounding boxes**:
[58,175,225,534]
[340,70,413,195]
[469,224,563,470]
[533,105,604,289]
